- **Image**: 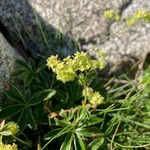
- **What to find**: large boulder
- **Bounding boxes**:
[0,0,150,69]
[0,32,22,101]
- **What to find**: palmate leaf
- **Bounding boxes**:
[44,89,56,101]
[6,85,26,103]
[54,118,70,127]
[17,108,28,131]
[36,61,46,73]
[28,108,37,130]
[60,133,73,150]
[43,126,72,149]
[44,128,62,140]
[74,133,86,150]
[29,89,56,106]
[28,58,35,72]
[24,73,34,86]
[64,82,82,102]
[89,137,105,150]
[76,127,101,137]
[0,104,25,118]
[16,59,31,71]
[11,68,26,77]
[81,116,103,127]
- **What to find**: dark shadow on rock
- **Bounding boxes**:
[0,0,78,59]
[99,55,138,80]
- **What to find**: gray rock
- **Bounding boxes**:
[84,0,150,71]
[0,32,22,101]
[94,21,150,65]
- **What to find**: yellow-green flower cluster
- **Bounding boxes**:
[104,9,121,21]
[47,55,76,83]
[0,141,17,150]
[126,9,150,26]
[2,122,19,137]
[82,87,104,105]
[46,55,59,70]
[93,50,107,69]
[46,51,106,83]
[74,52,92,71]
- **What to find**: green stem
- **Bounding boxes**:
[82,83,87,106]
[14,136,32,147]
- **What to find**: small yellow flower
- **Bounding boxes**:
[74,52,92,71]
[2,122,19,137]
[0,141,18,150]
[82,87,93,98]
[46,55,59,70]
[56,64,76,83]
[82,87,104,105]
[92,60,106,69]
[46,50,106,83]
[90,91,104,105]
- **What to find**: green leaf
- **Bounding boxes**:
[29,89,53,106]
[44,89,56,101]
[44,128,62,140]
[34,74,41,82]
[36,62,46,73]
[82,116,103,127]
[0,104,25,118]
[6,85,26,103]
[78,107,89,120]
[64,82,82,102]
[11,69,26,77]
[86,70,98,85]
[60,133,73,150]
[17,108,28,131]
[89,138,104,150]
[54,118,70,127]
[68,110,74,120]
[76,127,101,137]
[16,59,31,71]
[29,58,35,72]
[59,109,68,119]
[43,126,72,149]
[0,121,19,136]
[0,131,12,136]
[24,74,34,86]
[28,108,37,130]
[74,133,86,150]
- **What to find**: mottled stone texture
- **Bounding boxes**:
[95,0,150,66]
[0,0,150,66]
[0,32,22,101]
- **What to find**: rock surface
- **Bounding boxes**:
[0,0,150,67]
[95,0,150,66]
[0,32,22,101]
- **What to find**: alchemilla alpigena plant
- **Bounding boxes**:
[46,51,106,105]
